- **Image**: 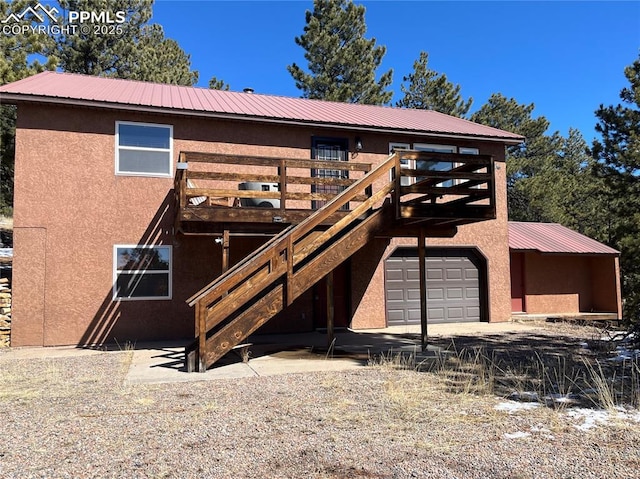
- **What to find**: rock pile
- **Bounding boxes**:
[0,277,10,348]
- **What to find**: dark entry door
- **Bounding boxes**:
[510,252,526,312]
[311,137,348,210]
[314,261,350,329]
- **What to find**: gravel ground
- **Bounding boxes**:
[1,328,639,478]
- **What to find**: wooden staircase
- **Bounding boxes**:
[182,151,495,372]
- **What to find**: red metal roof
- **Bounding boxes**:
[0,71,524,142]
[508,222,619,255]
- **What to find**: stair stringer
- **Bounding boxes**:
[185,205,392,371]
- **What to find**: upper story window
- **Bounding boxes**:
[459,147,479,155]
[389,142,413,186]
[414,143,457,187]
[116,121,173,177]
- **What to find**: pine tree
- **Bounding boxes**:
[470,93,562,221]
[55,0,198,85]
[397,51,472,117]
[129,24,198,85]
[592,53,640,326]
[209,76,230,91]
[287,0,392,105]
[523,128,609,241]
[1,0,200,213]
[0,0,58,213]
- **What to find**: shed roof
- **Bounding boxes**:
[0,71,524,143]
[508,222,619,255]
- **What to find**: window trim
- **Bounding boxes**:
[413,143,458,187]
[112,244,172,301]
[413,143,457,153]
[115,121,173,178]
[389,142,413,185]
[459,147,480,155]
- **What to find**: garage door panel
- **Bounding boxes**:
[467,306,480,318]
[446,268,463,280]
[386,290,405,301]
[465,269,479,280]
[385,249,483,325]
[407,288,421,300]
[387,310,406,322]
[386,269,404,282]
[427,288,444,300]
[446,287,463,299]
[426,269,443,280]
[467,288,479,299]
[406,269,420,281]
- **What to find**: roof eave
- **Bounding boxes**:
[509,247,620,256]
[0,93,525,145]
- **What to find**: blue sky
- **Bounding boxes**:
[152,1,640,143]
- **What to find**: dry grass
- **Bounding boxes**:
[368,323,640,410]
[0,325,639,478]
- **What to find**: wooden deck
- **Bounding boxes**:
[175,150,497,371]
[175,150,496,235]
[174,152,371,234]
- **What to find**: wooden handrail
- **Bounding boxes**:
[179,153,373,213]
[187,153,398,308]
[182,152,372,172]
[182,149,498,371]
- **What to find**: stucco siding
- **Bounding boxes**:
[12,102,511,345]
[520,252,620,316]
[350,143,511,328]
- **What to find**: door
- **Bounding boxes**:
[510,252,526,312]
[311,137,349,210]
[314,261,350,329]
[385,248,484,325]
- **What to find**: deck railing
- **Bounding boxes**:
[179,150,497,371]
[184,153,399,371]
[174,152,372,213]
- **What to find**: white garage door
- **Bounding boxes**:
[385,249,482,325]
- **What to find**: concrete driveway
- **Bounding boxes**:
[124,321,543,384]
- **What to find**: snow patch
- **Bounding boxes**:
[609,346,640,362]
[565,407,640,431]
[504,431,531,439]
[495,401,540,414]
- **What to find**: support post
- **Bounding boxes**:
[196,302,207,372]
[279,158,287,214]
[326,270,335,349]
[418,228,428,351]
[221,230,230,274]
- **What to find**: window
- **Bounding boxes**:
[459,147,479,155]
[113,245,172,300]
[389,142,413,186]
[414,143,457,187]
[116,122,173,177]
[459,147,480,188]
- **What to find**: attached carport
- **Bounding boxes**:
[384,247,489,326]
[508,222,622,320]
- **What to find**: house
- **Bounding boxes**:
[3,71,604,370]
[508,222,622,321]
